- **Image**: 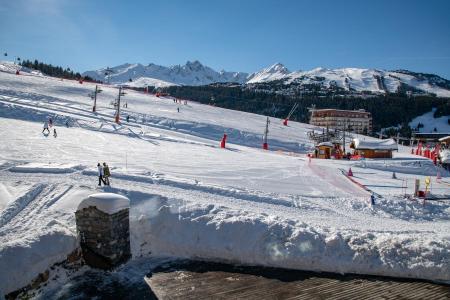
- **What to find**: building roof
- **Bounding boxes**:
[311,109,370,116]
[438,136,450,142]
[317,142,333,147]
[352,138,398,150]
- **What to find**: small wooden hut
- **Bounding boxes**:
[315,142,333,159]
[350,138,398,159]
[439,136,450,147]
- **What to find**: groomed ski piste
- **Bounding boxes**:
[0,61,449,297]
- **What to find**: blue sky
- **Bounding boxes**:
[1,0,450,78]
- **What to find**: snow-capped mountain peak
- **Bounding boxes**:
[267,63,290,74]
[83,60,248,87]
[246,63,291,83]
[184,60,204,71]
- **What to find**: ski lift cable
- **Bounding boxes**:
[203,94,304,112]
[287,103,299,119]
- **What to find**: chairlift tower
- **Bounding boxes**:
[307,104,316,118]
[104,67,114,84]
[90,85,102,112]
[115,86,126,123]
[263,117,270,150]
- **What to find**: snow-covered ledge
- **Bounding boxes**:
[77,193,130,214]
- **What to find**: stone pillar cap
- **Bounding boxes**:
[77,193,130,214]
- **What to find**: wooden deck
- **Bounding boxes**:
[145,261,450,300]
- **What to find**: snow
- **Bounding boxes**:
[247,63,290,83]
[83,61,248,86]
[124,77,177,88]
[389,72,450,98]
[132,197,450,281]
[77,193,130,215]
[0,64,449,296]
[8,59,450,97]
[409,108,450,133]
[10,163,81,174]
[352,138,398,150]
[249,64,450,97]
[317,142,333,147]
[0,182,31,212]
[0,61,20,74]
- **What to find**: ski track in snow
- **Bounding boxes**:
[0,184,73,237]
[0,167,447,236]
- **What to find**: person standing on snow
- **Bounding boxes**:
[97,163,106,186]
[370,193,376,206]
[48,117,53,127]
[103,162,111,186]
[53,128,57,138]
[42,121,50,134]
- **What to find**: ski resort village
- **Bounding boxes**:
[1,1,450,299]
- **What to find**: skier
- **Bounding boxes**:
[177,107,180,113]
[370,193,376,206]
[42,121,50,134]
[48,117,53,127]
[126,115,130,122]
[97,163,106,186]
[53,128,57,138]
[103,162,111,186]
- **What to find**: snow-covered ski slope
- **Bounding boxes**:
[409,108,450,133]
[0,64,450,295]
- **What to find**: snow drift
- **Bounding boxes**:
[131,196,450,282]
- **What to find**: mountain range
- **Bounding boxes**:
[83,60,248,88]
[83,61,450,97]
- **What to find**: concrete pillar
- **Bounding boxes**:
[75,193,131,269]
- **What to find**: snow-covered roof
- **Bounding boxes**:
[317,142,333,147]
[352,138,398,150]
[77,193,130,214]
[438,136,450,142]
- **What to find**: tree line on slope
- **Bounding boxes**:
[19,59,98,82]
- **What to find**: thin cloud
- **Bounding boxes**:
[5,0,67,16]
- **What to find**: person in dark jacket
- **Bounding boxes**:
[97,163,106,186]
[42,121,50,134]
[103,162,111,185]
